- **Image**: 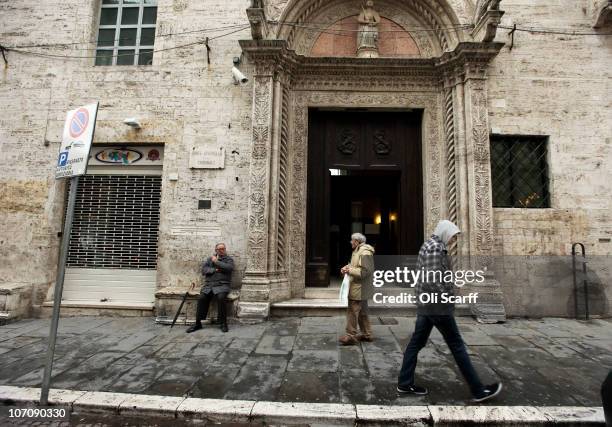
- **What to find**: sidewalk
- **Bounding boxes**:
[0,315,609,411]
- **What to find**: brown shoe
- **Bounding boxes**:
[357,334,373,342]
[339,335,358,346]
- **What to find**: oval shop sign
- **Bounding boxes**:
[95,148,143,165]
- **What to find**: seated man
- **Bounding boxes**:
[187,242,234,333]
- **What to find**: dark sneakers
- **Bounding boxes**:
[220,323,229,333]
[186,323,203,333]
[397,384,429,395]
[472,383,503,403]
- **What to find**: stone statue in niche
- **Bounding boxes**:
[357,0,381,58]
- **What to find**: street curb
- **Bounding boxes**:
[0,385,605,426]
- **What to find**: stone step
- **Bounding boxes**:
[270,298,472,317]
[38,300,154,318]
[305,286,419,299]
[304,287,341,299]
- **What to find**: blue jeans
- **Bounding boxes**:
[398,315,485,396]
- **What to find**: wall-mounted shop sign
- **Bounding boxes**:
[189,145,225,169]
[89,146,164,166]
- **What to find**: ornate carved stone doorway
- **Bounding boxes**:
[237,0,508,322]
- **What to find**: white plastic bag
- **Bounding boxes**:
[339,273,350,306]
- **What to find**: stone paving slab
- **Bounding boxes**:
[0,316,609,409]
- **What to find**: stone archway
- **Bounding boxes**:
[238,0,507,322]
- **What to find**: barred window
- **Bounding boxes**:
[490,135,550,208]
[95,0,157,66]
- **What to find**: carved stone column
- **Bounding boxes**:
[237,40,292,319]
[463,74,506,323]
[438,43,506,323]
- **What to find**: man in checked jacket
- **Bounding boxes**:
[396,220,502,403]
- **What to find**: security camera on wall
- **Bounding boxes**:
[232,66,249,85]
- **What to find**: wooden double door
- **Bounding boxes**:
[306,109,424,287]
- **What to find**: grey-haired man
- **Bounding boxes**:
[187,242,234,333]
[339,233,375,345]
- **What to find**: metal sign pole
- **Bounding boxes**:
[40,175,79,405]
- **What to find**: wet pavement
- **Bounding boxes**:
[0,316,609,407]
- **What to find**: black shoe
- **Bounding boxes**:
[186,324,203,333]
[472,383,502,403]
[220,323,228,333]
[397,384,428,395]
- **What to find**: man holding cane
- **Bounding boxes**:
[187,242,234,333]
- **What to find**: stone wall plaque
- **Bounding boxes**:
[189,145,225,169]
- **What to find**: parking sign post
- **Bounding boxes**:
[40,175,79,405]
[41,103,98,405]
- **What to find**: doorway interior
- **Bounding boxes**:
[306,108,423,287]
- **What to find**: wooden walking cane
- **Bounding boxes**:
[170,282,196,328]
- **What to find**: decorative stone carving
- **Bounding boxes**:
[247,1,269,41]
[470,85,493,261]
[593,0,612,28]
[444,88,458,237]
[373,129,391,155]
[239,26,507,321]
[465,80,506,323]
[276,86,290,271]
[290,91,444,294]
[472,0,504,42]
[337,129,357,154]
[474,0,501,22]
[252,126,269,160]
[244,75,274,274]
[357,0,381,58]
[280,0,445,57]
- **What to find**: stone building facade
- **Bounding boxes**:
[0,0,610,322]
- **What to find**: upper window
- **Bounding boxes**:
[95,0,158,66]
[490,135,550,208]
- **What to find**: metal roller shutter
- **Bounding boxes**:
[63,174,161,305]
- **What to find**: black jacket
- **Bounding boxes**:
[201,255,234,294]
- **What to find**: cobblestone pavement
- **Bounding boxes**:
[0,316,609,407]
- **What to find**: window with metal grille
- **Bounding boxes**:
[95,0,157,66]
[66,175,162,269]
[490,135,550,208]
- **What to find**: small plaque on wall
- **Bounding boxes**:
[190,145,225,169]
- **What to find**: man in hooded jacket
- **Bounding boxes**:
[396,220,502,403]
[339,232,375,345]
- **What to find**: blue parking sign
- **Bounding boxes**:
[58,151,68,166]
